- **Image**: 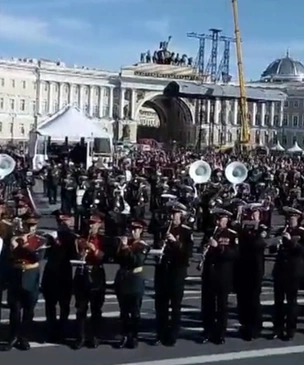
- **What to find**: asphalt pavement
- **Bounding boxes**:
[1,182,304,365]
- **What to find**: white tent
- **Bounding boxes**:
[287,141,303,153]
[271,141,285,151]
[36,105,111,140]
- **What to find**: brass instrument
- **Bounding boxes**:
[197,226,218,271]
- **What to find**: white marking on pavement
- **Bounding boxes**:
[117,346,304,365]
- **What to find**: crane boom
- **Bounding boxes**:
[231,0,250,146]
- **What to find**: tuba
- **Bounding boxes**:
[225,161,248,195]
[0,154,16,180]
[189,160,212,184]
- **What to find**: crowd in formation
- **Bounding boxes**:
[0,147,304,352]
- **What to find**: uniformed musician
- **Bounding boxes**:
[271,206,304,340]
[200,208,239,345]
[2,213,44,351]
[114,220,148,349]
[72,214,106,349]
[41,213,76,343]
[153,201,193,346]
[235,203,268,341]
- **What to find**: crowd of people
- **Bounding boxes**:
[0,146,303,352]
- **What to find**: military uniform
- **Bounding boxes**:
[73,215,106,349]
[235,204,268,340]
[114,220,148,349]
[153,202,193,346]
[201,208,239,345]
[3,214,44,351]
[271,206,304,340]
[41,214,76,342]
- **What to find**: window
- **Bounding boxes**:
[9,123,13,134]
[84,104,89,114]
[255,114,260,126]
[293,136,297,143]
[102,105,109,118]
[20,124,25,135]
[265,133,269,144]
[274,115,279,126]
[0,78,4,87]
[42,100,48,113]
[0,98,3,109]
[95,88,99,96]
[85,87,89,95]
[228,131,232,143]
[255,131,260,144]
[284,101,289,107]
[44,83,48,92]
[217,132,221,144]
[273,133,277,144]
[293,115,298,127]
[93,105,99,117]
[10,99,15,110]
[283,115,288,126]
[22,81,26,89]
[264,114,270,126]
[104,88,109,97]
[294,100,299,108]
[11,79,15,88]
[282,135,287,145]
[20,99,25,111]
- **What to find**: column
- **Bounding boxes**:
[233,99,238,125]
[131,89,136,120]
[108,87,113,118]
[48,82,53,114]
[270,101,275,127]
[89,86,94,116]
[214,98,220,124]
[206,100,211,124]
[252,102,257,126]
[68,84,73,105]
[119,88,125,119]
[79,85,83,110]
[99,87,104,118]
[58,83,64,109]
[261,103,266,127]
[279,100,284,127]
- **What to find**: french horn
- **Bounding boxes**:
[189,160,211,184]
[0,154,16,180]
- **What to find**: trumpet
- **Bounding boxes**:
[197,226,218,271]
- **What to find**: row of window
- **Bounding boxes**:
[284,100,304,108]
[0,122,34,135]
[0,78,111,98]
[0,97,110,117]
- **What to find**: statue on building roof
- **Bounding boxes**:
[139,36,193,67]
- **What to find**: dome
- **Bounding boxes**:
[261,53,304,82]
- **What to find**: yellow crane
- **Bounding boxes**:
[231,0,250,148]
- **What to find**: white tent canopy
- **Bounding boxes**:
[271,141,285,151]
[287,141,303,153]
[36,105,111,140]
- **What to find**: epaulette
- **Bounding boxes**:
[181,224,192,230]
[228,228,237,234]
[299,227,304,231]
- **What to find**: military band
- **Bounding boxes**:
[2,152,304,353]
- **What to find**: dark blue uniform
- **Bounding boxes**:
[115,238,147,348]
[5,233,44,351]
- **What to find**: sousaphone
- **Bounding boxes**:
[189,160,212,184]
[225,161,248,195]
[0,154,16,180]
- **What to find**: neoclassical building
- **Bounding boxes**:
[0,55,287,146]
[248,53,304,148]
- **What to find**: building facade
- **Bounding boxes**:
[0,55,286,146]
[248,53,304,148]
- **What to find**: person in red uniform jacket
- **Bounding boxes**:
[1,213,45,351]
[72,214,106,350]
